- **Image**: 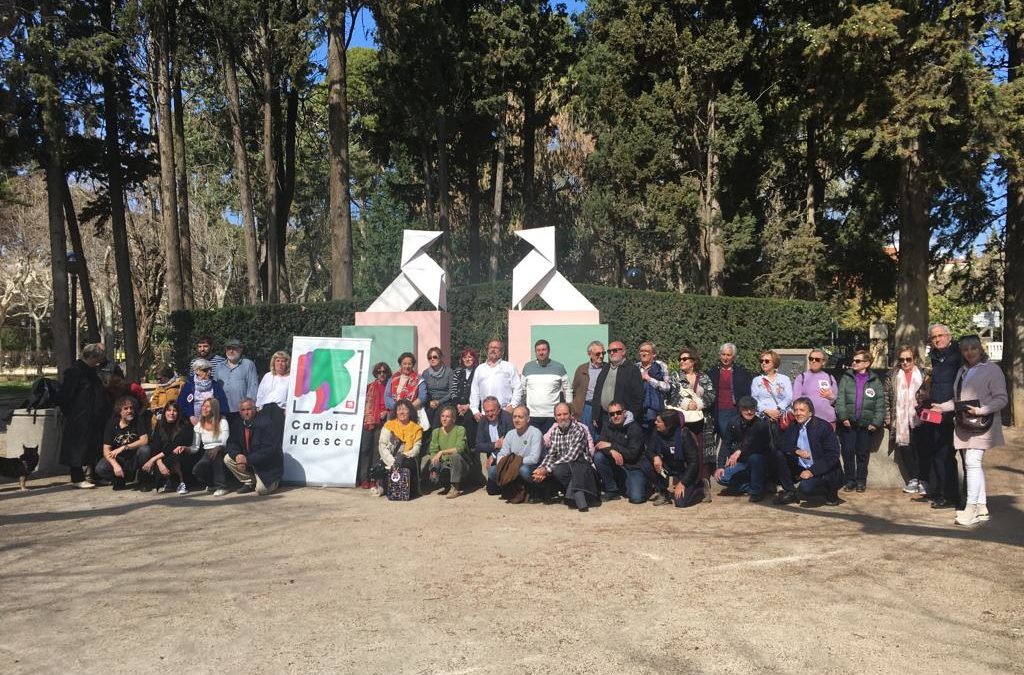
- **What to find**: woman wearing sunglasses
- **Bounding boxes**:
[835,349,886,492]
[791,349,838,428]
[750,350,794,427]
[885,345,931,496]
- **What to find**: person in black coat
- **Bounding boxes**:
[923,325,962,508]
[58,344,110,487]
[639,409,703,507]
[706,343,754,460]
[594,401,647,503]
[715,396,773,501]
[138,400,195,492]
[475,396,514,494]
[592,341,645,429]
[224,398,284,495]
[772,397,843,506]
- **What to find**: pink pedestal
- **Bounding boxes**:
[355,311,450,369]
[507,310,602,370]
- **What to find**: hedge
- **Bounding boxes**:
[169,282,832,374]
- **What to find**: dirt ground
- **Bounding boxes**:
[1,438,1022,675]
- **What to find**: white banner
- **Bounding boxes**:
[283,336,371,486]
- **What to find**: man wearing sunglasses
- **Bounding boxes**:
[592,341,645,431]
[594,401,647,502]
[791,348,838,428]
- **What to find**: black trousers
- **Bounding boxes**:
[193,448,228,489]
[923,417,959,502]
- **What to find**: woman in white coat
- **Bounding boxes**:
[932,335,1007,526]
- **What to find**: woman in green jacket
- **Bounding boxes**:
[835,349,886,492]
[425,405,470,498]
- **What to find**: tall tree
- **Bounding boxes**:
[327,0,358,300]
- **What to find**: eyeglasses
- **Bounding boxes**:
[609,347,624,353]
[608,410,625,417]
[374,369,387,375]
[809,357,825,362]
[428,355,440,360]
[760,359,773,364]
[592,351,605,357]
[679,356,693,361]
[898,357,913,363]
[852,358,867,364]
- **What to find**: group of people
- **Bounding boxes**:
[360,329,1008,525]
[56,325,1008,527]
[58,337,285,498]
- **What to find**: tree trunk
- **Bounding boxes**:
[489,103,507,281]
[895,137,930,355]
[277,84,297,302]
[468,157,481,283]
[173,67,194,309]
[421,142,435,225]
[259,12,281,304]
[436,113,452,270]
[221,43,261,304]
[805,111,824,233]
[38,0,72,374]
[153,0,185,312]
[1004,22,1024,425]
[701,98,725,295]
[327,0,354,300]
[521,85,536,230]
[62,180,99,343]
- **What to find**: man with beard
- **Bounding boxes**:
[214,338,258,425]
[532,403,599,512]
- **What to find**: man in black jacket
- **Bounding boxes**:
[923,324,962,509]
[224,398,283,495]
[594,401,647,503]
[771,397,843,506]
[592,341,645,431]
[715,396,773,502]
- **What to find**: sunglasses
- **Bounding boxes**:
[608,410,625,416]
[374,369,388,375]
[760,359,773,364]
[852,359,867,363]
[899,357,913,363]
[679,356,693,361]
[809,357,825,362]
[592,351,605,357]
[609,347,624,353]
[428,355,440,360]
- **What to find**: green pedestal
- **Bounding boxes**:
[529,324,609,368]
[341,325,417,371]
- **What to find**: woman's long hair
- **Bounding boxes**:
[200,397,222,430]
[156,401,188,443]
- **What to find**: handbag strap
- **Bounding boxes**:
[761,377,782,408]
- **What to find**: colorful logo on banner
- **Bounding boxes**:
[293,348,358,414]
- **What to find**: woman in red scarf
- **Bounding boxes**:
[358,362,392,488]
[384,352,426,413]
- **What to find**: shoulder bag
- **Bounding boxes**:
[761,377,794,431]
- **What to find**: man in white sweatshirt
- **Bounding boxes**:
[521,339,572,434]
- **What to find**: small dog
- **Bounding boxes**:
[0,445,40,490]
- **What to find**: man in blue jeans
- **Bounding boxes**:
[489,405,544,502]
[594,401,647,503]
[715,396,773,501]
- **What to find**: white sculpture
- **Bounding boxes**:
[512,226,597,311]
[366,230,447,312]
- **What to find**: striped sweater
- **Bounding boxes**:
[521,359,572,418]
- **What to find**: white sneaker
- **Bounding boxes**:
[917,480,929,496]
[213,488,228,497]
[71,480,95,489]
[902,479,920,494]
[955,504,979,526]
[368,485,380,497]
[975,504,990,521]
[176,482,188,495]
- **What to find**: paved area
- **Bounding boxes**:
[1,438,1022,674]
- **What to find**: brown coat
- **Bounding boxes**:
[570,362,591,418]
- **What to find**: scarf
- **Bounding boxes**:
[192,377,214,419]
[894,367,923,446]
[364,380,387,430]
[389,372,420,403]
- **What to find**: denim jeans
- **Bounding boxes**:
[593,452,647,503]
[582,403,599,442]
[715,408,740,463]
[718,452,767,497]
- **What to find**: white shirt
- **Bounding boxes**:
[469,360,523,413]
[256,372,289,409]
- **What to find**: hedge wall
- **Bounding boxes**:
[170,282,832,374]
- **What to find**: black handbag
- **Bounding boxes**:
[954,374,993,433]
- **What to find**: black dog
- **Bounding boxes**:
[0,445,40,490]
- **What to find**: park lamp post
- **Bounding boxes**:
[66,250,81,352]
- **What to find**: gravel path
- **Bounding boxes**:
[1,440,1022,674]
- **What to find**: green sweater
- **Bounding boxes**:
[835,370,886,428]
[428,425,467,462]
